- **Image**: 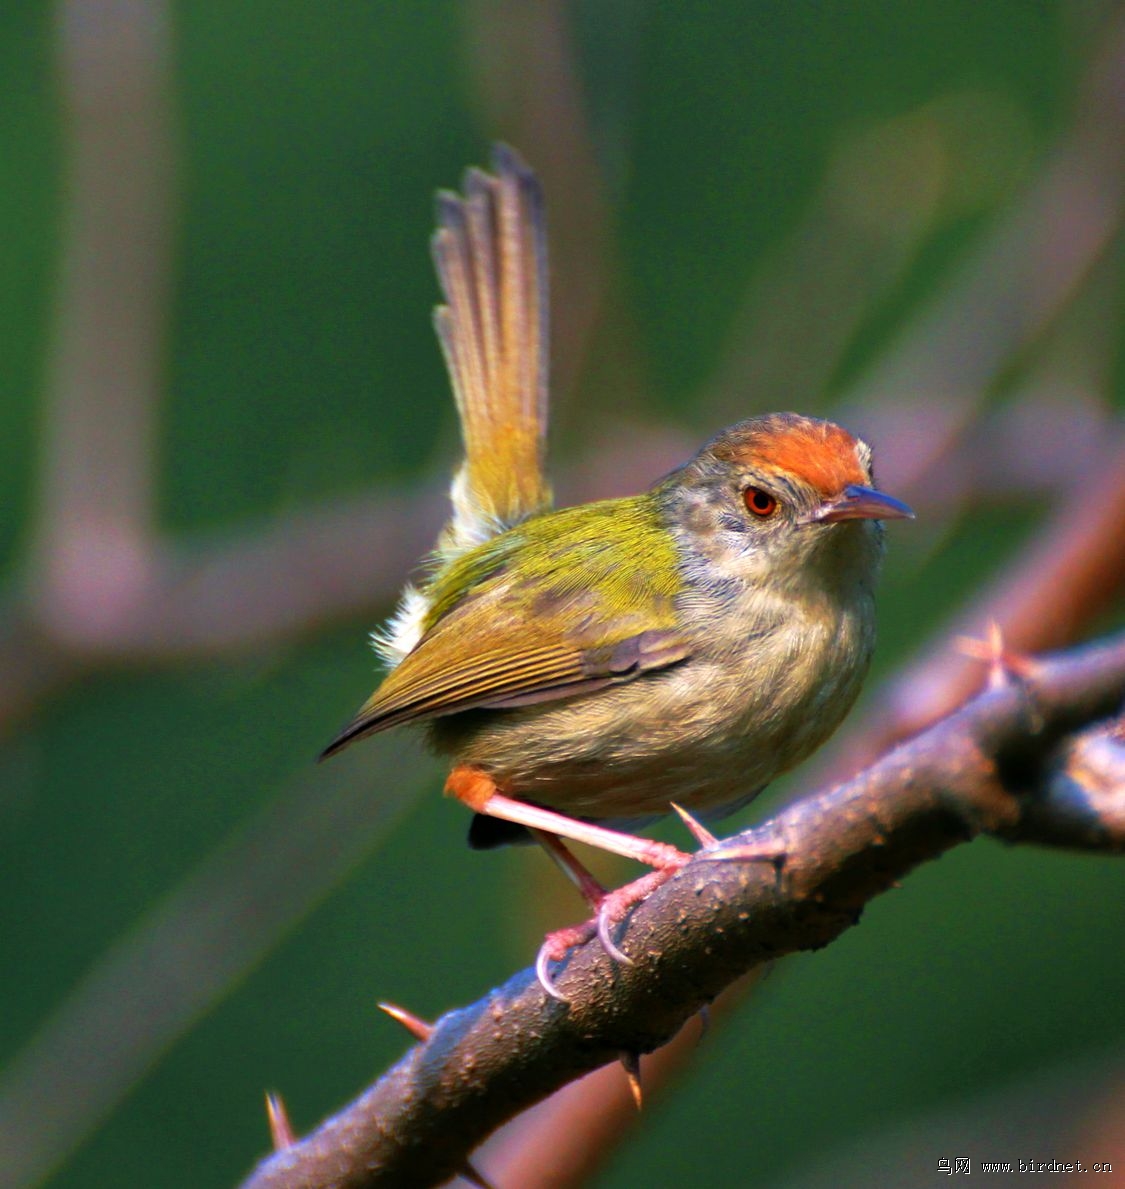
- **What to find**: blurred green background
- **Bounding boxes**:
[1,2,1123,1186]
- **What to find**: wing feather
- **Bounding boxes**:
[320,611,689,759]
[324,497,691,760]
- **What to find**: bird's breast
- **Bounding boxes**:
[433,581,875,822]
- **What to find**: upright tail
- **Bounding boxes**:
[431,144,552,555]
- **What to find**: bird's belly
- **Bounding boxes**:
[430,613,871,821]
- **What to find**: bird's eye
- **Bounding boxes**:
[743,487,779,518]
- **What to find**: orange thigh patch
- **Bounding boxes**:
[444,765,499,810]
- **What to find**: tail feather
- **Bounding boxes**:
[373,147,551,670]
[431,144,551,554]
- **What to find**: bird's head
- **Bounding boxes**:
[658,412,914,595]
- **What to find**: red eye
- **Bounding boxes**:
[744,487,778,518]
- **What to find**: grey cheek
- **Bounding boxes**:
[683,501,714,536]
[712,529,766,574]
[718,512,748,534]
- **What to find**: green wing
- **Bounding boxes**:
[321,496,690,758]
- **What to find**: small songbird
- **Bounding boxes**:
[322,146,913,994]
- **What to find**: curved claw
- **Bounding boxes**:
[534,862,690,997]
[596,902,634,967]
[536,943,569,1003]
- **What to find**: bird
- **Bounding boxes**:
[321,145,913,996]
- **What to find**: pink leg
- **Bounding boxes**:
[530,828,609,906]
[446,766,768,1000]
[476,789,690,869]
[446,766,690,868]
[529,829,638,981]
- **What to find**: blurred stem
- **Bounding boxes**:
[843,2,1125,418]
[0,744,421,1189]
[463,0,649,429]
[34,0,175,648]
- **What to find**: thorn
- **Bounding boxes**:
[377,1001,433,1042]
[697,1004,712,1042]
[619,1051,643,1110]
[670,802,717,847]
[265,1090,295,1150]
[698,836,786,865]
[459,1159,497,1189]
[956,621,1037,688]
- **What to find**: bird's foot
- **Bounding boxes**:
[535,858,689,1001]
[446,772,763,998]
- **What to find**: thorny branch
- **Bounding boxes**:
[240,631,1125,1189]
[6,4,1125,1187]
